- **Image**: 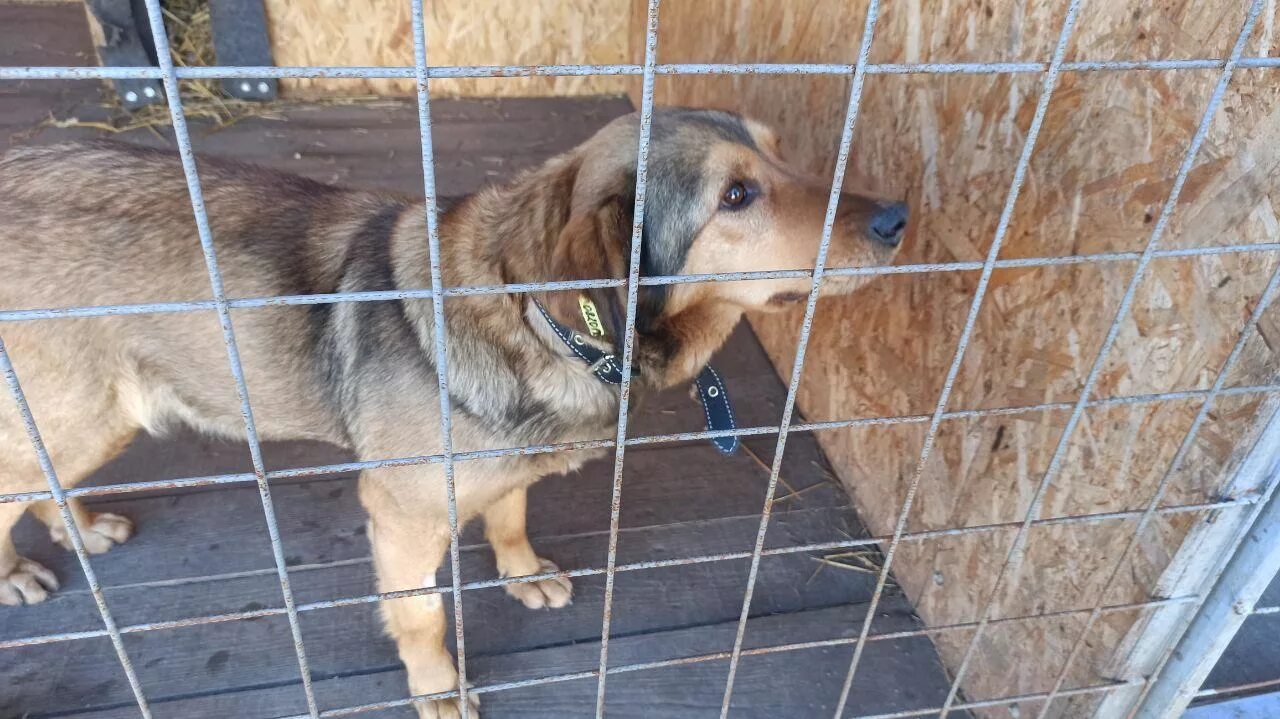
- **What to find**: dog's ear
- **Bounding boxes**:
[543,194,634,341]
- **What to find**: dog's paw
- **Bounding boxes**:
[416,692,480,719]
[504,558,572,610]
[0,557,59,606]
[50,512,133,555]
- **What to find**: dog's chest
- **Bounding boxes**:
[522,356,621,435]
[490,371,617,481]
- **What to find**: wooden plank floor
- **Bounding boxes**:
[0,4,963,718]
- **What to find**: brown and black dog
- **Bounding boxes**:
[0,108,905,717]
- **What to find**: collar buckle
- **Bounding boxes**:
[587,354,617,374]
[532,297,736,454]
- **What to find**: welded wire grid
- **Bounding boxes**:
[1,0,1279,717]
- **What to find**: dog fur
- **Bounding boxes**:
[0,108,904,717]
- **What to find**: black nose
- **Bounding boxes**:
[868,202,908,246]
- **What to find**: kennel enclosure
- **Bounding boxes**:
[1,0,1279,717]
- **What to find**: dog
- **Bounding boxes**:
[0,108,906,717]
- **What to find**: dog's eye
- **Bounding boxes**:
[721,181,755,210]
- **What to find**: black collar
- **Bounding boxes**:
[532,298,625,384]
[532,298,738,454]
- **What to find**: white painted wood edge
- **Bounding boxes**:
[1093,396,1280,719]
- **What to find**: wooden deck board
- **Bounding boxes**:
[0,4,962,718]
[51,603,954,719]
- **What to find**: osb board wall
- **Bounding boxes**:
[639,0,1280,716]
[261,0,636,97]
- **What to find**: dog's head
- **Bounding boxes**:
[541,108,906,388]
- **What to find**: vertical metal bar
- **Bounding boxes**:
[829,2,1085,716]
[0,338,153,718]
[137,1,319,715]
[933,2,1266,716]
[1038,257,1280,719]
[594,2,661,716]
[408,1,471,715]
[717,2,882,716]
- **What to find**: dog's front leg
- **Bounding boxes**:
[484,487,572,609]
[367,502,478,719]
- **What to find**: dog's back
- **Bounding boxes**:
[0,141,374,310]
[0,142,380,462]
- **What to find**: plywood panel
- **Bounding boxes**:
[644,0,1280,716]
[261,0,637,97]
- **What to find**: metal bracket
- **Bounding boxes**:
[84,0,277,110]
[208,0,277,101]
[84,0,164,110]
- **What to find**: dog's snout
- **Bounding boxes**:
[868,202,908,246]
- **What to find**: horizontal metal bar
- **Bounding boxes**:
[266,663,1139,719]
[0,498,1242,651]
[634,598,1199,668]
[863,61,1044,74]
[1,243,1276,324]
[4,57,1280,82]
[1254,605,1280,615]
[0,300,217,322]
[853,681,1142,719]
[0,605,287,649]
[1,383,1275,506]
[1195,676,1280,699]
[637,268,811,286]
[0,66,168,80]
[507,679,1134,719]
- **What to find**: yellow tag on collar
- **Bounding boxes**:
[578,295,607,339]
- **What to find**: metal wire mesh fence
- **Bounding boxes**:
[1,0,1279,717]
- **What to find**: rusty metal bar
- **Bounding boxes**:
[594,1,661,714]
[831,2,1087,715]
[719,1,882,714]
[138,0,321,713]
[1042,260,1280,716]
[5,56,1280,82]
[4,243,1280,324]
[932,2,1270,715]
[1195,676,1280,699]
[1,383,1277,506]
[0,338,153,717]
[0,498,1242,652]
[407,0,472,714]
[1,3,1278,717]
[265,652,1142,719]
